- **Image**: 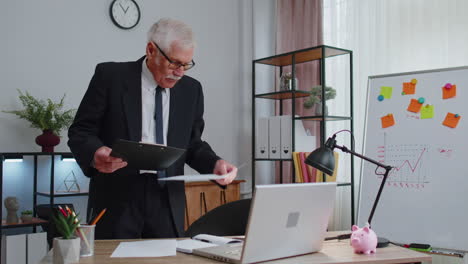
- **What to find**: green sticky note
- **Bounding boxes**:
[380,86,393,99]
[421,105,434,119]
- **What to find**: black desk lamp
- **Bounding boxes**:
[305,133,392,248]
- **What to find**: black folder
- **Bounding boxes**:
[110,139,185,170]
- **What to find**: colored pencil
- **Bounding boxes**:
[90,208,107,225]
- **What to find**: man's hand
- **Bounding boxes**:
[93,146,128,173]
[213,159,237,185]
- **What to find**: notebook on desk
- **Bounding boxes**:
[192,182,337,264]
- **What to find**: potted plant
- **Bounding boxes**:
[52,209,81,264]
[2,90,76,152]
[303,85,336,114]
[20,210,33,222]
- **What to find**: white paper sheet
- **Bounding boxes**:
[192,234,243,245]
[158,174,230,182]
[110,240,176,258]
[176,239,217,253]
[159,162,247,182]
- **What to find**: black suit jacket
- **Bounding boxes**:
[68,56,220,236]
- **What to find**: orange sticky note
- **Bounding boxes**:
[407,99,423,113]
[443,113,461,128]
[381,114,395,128]
[442,84,456,99]
[402,82,416,95]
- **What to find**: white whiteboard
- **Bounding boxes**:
[358,66,468,251]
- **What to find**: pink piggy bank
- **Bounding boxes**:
[350,223,377,254]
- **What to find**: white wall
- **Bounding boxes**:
[251,0,277,189]
[0,0,252,154]
[1,0,254,216]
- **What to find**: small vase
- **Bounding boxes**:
[280,77,299,91]
[35,129,60,152]
[21,214,33,222]
[314,102,328,116]
[53,237,80,264]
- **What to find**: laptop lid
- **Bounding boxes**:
[193,182,337,263]
[241,182,336,263]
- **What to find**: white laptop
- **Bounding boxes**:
[193,182,337,263]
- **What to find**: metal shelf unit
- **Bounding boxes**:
[251,45,355,225]
[0,152,88,247]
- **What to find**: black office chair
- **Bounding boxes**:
[35,203,75,247]
[185,198,251,237]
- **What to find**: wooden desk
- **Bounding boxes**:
[76,236,431,264]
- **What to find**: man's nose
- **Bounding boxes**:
[173,67,185,76]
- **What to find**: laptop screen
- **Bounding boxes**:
[241,182,337,263]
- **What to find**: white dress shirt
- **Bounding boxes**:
[140,59,170,173]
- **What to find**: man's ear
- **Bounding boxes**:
[146,42,156,58]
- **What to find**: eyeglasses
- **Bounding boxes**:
[153,42,195,71]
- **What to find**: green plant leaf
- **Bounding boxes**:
[58,215,71,238]
[55,223,68,239]
[303,85,337,109]
[66,214,74,226]
[2,90,76,135]
[52,212,82,239]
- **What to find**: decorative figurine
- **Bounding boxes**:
[56,170,81,193]
[350,223,378,254]
[4,196,20,224]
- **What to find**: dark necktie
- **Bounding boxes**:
[154,86,166,178]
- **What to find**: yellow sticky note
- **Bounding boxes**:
[380,86,393,99]
[421,105,434,119]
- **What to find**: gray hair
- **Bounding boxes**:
[147,18,195,53]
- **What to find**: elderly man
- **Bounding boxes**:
[68,18,237,239]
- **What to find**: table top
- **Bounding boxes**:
[74,235,431,264]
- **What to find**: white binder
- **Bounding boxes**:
[255,117,269,159]
[27,232,48,264]
[268,116,281,159]
[294,118,316,153]
[1,234,26,264]
[279,115,292,159]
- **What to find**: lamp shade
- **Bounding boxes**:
[305,147,335,176]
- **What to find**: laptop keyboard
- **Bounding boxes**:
[224,249,241,256]
[224,245,242,257]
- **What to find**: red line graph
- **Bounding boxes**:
[376,133,429,189]
[390,147,427,174]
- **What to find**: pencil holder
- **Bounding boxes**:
[76,224,95,257]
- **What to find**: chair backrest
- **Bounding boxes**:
[35,203,75,247]
[185,199,251,237]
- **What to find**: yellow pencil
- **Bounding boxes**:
[90,208,107,226]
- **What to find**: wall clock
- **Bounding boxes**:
[110,0,141,30]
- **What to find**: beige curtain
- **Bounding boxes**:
[275,0,323,183]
